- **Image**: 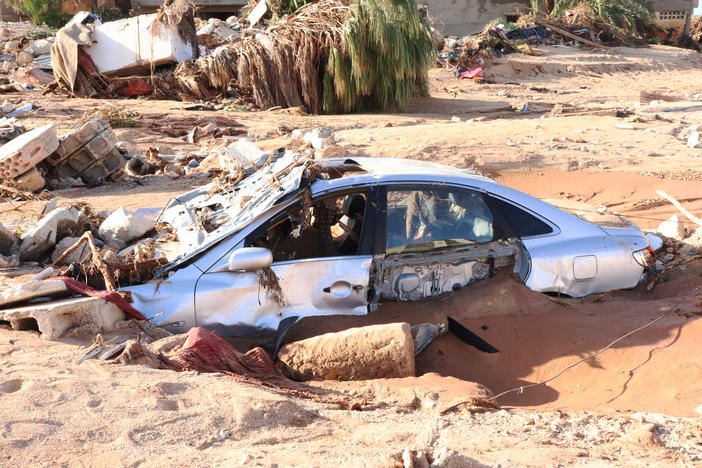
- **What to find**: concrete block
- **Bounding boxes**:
[277,322,415,381]
[84,14,195,76]
[50,117,111,164]
[0,296,126,340]
[0,124,59,179]
[0,279,70,307]
[13,166,46,192]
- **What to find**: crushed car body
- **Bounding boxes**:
[124,153,653,336]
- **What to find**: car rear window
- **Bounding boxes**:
[491,198,553,237]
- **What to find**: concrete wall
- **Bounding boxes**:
[426,0,697,37]
[425,0,530,36]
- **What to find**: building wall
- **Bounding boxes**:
[424,0,530,36]
[426,0,697,37]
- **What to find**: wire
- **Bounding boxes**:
[441,287,699,413]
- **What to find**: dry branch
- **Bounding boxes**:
[52,231,117,291]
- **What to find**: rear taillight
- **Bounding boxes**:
[633,245,656,267]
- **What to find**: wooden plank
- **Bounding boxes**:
[535,18,612,50]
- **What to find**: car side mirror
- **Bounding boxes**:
[227,247,273,272]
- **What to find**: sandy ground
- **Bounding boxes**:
[2,43,702,466]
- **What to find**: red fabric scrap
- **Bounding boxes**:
[112,77,153,97]
[460,67,483,79]
[164,327,284,379]
[51,276,147,321]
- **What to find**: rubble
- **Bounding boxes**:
[51,236,90,264]
[98,208,155,245]
[84,13,196,75]
[19,206,84,261]
[0,295,125,340]
[45,117,124,187]
[0,222,19,268]
[277,323,415,381]
[0,279,69,308]
[0,123,58,179]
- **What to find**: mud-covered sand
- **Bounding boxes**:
[2,43,702,466]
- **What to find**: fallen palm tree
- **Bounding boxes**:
[175,0,434,113]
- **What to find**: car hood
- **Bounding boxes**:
[157,151,311,271]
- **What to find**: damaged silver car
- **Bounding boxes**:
[125,154,654,336]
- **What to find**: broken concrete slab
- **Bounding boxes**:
[51,236,90,264]
[0,296,126,340]
[0,279,70,308]
[0,124,59,179]
[277,322,415,381]
[84,14,196,76]
[19,207,83,261]
[98,208,155,244]
[13,166,46,192]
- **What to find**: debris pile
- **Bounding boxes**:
[49,1,198,98]
[172,0,433,112]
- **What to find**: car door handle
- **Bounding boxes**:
[323,281,364,297]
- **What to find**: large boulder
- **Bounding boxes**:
[98,207,154,244]
[19,207,83,261]
[277,322,415,381]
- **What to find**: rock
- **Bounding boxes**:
[620,425,664,448]
[303,127,334,150]
[657,214,686,240]
[0,222,17,255]
[4,40,19,54]
[51,236,90,264]
[0,100,13,114]
[662,253,675,263]
[0,222,19,267]
[98,207,155,244]
[688,132,702,148]
[430,446,486,468]
[277,322,415,381]
[25,39,52,56]
[20,207,83,261]
[115,140,137,154]
[316,145,347,159]
[15,51,34,66]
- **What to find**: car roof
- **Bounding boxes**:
[323,157,495,183]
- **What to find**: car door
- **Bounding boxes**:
[373,184,523,301]
[192,187,380,336]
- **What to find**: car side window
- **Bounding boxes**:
[488,197,553,237]
[386,187,495,253]
[246,191,368,262]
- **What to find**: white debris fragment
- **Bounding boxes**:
[99,208,155,244]
[20,207,83,261]
[687,132,702,148]
[656,214,686,240]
